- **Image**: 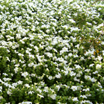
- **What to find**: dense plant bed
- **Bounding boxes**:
[0,0,104,103]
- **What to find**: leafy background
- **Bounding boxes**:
[0,0,104,103]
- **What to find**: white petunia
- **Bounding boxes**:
[72,97,78,101]
[49,94,56,100]
[68,19,76,23]
[45,52,53,58]
[56,85,60,91]
[21,72,28,78]
[97,56,102,61]
[51,37,58,45]
[24,84,30,88]
[96,64,101,70]
[28,62,34,67]
[7,89,12,96]
[89,64,94,67]
[55,73,61,78]
[48,76,53,80]
[37,94,44,98]
[17,80,23,85]
[22,101,32,104]
[68,53,73,57]
[101,41,104,45]
[16,33,21,39]
[84,75,91,80]
[70,71,76,76]
[43,87,48,92]
[75,64,81,69]
[0,86,2,92]
[14,67,18,73]
[60,47,68,55]
[71,86,77,91]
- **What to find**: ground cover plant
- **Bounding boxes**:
[0,0,104,103]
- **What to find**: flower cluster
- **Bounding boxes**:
[0,0,104,103]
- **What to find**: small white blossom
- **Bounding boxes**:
[96,64,101,70]
[24,84,30,88]
[21,72,28,78]
[49,94,56,100]
[71,86,77,91]
[72,97,78,101]
[22,101,32,104]
[48,76,53,80]
[45,52,53,58]
[55,73,61,78]
[43,87,48,92]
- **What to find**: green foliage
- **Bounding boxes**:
[0,0,104,103]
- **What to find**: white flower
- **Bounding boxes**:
[74,77,80,82]
[37,94,44,98]
[5,103,10,104]
[0,86,2,92]
[91,78,96,82]
[102,50,104,55]
[71,36,76,42]
[70,27,80,32]
[51,37,58,45]
[49,94,56,100]
[82,88,90,92]
[34,46,39,52]
[16,33,21,39]
[84,75,91,80]
[86,22,92,26]
[22,101,32,104]
[60,47,68,55]
[85,69,90,72]
[80,95,87,99]
[7,89,12,96]
[37,88,42,93]
[57,57,67,64]
[68,53,73,57]
[28,91,34,95]
[72,97,78,101]
[64,70,68,75]
[43,87,48,92]
[3,78,11,81]
[101,41,104,45]
[28,62,34,67]
[75,64,81,69]
[89,64,94,67]
[56,85,60,91]
[24,84,30,88]
[97,56,102,61]
[21,72,28,78]
[17,80,23,85]
[93,71,98,74]
[45,52,53,58]
[96,64,101,70]
[71,86,77,91]
[85,49,94,56]
[1,40,7,46]
[0,96,3,100]
[12,83,17,87]
[48,76,53,80]
[46,29,50,33]
[62,25,69,29]
[69,19,76,23]
[55,73,61,78]
[97,23,103,28]
[70,71,76,76]
[14,67,18,73]
[8,41,12,47]
[80,100,93,104]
